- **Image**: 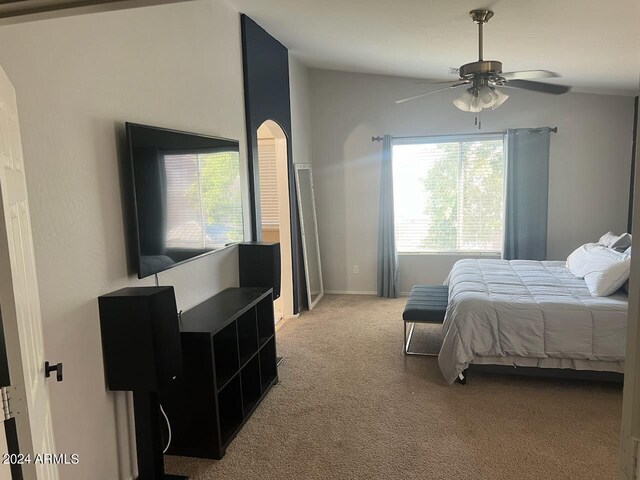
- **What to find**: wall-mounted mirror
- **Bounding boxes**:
[294,164,323,310]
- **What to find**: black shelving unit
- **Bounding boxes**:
[241,356,262,416]
[237,308,259,366]
[259,338,277,392]
[161,287,277,459]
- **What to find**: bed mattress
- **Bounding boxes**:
[438,259,628,384]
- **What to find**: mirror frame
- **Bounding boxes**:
[294,164,324,310]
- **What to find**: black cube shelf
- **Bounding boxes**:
[161,287,278,459]
[257,298,275,347]
[237,308,259,367]
[241,355,262,416]
[259,338,277,392]
[218,375,243,446]
[213,322,240,389]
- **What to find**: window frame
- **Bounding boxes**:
[392,132,507,256]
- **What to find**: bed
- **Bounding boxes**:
[438,259,628,384]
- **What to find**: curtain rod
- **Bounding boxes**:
[371,127,558,142]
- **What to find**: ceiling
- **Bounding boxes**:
[0,0,194,26]
[227,0,640,95]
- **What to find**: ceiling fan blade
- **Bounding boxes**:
[505,79,571,95]
[395,82,469,104]
[501,70,560,80]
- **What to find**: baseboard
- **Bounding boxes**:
[324,290,412,297]
[324,290,377,295]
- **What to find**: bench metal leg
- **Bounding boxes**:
[403,321,438,357]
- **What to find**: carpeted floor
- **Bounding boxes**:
[166,294,622,480]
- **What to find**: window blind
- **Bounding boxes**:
[164,152,244,249]
[258,138,280,228]
[392,136,505,253]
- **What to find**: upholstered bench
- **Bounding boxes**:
[402,285,448,356]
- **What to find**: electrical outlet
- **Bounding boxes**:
[353,265,359,274]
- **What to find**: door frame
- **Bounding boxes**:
[0,304,23,480]
[248,118,301,314]
[256,121,295,320]
[620,96,640,480]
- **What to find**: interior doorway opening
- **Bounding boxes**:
[257,120,293,324]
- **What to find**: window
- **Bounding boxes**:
[257,138,280,228]
[392,135,505,254]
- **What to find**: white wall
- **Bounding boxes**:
[0,1,247,478]
[309,69,635,294]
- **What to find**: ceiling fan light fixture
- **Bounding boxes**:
[478,86,499,108]
[453,88,476,112]
[469,96,482,113]
[492,88,509,109]
[454,85,509,112]
[453,92,470,112]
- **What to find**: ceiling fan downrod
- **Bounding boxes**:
[459,10,501,79]
[470,9,493,62]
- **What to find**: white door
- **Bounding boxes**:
[0,65,58,479]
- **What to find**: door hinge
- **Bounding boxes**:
[0,386,21,424]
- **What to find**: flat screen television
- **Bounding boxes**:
[126,123,245,278]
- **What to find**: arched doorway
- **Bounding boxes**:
[256,120,294,323]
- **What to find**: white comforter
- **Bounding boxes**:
[438,259,628,384]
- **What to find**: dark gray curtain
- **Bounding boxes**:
[503,128,551,260]
[377,135,399,298]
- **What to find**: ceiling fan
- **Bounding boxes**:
[396,9,572,113]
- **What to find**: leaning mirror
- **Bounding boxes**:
[294,164,323,310]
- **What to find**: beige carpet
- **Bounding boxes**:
[166,294,622,480]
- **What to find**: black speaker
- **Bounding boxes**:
[98,286,182,392]
[238,242,281,299]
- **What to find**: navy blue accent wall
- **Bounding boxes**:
[241,15,304,313]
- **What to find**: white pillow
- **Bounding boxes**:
[566,243,631,296]
[598,231,632,252]
[598,232,618,247]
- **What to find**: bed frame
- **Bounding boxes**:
[403,282,625,385]
[460,364,623,384]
